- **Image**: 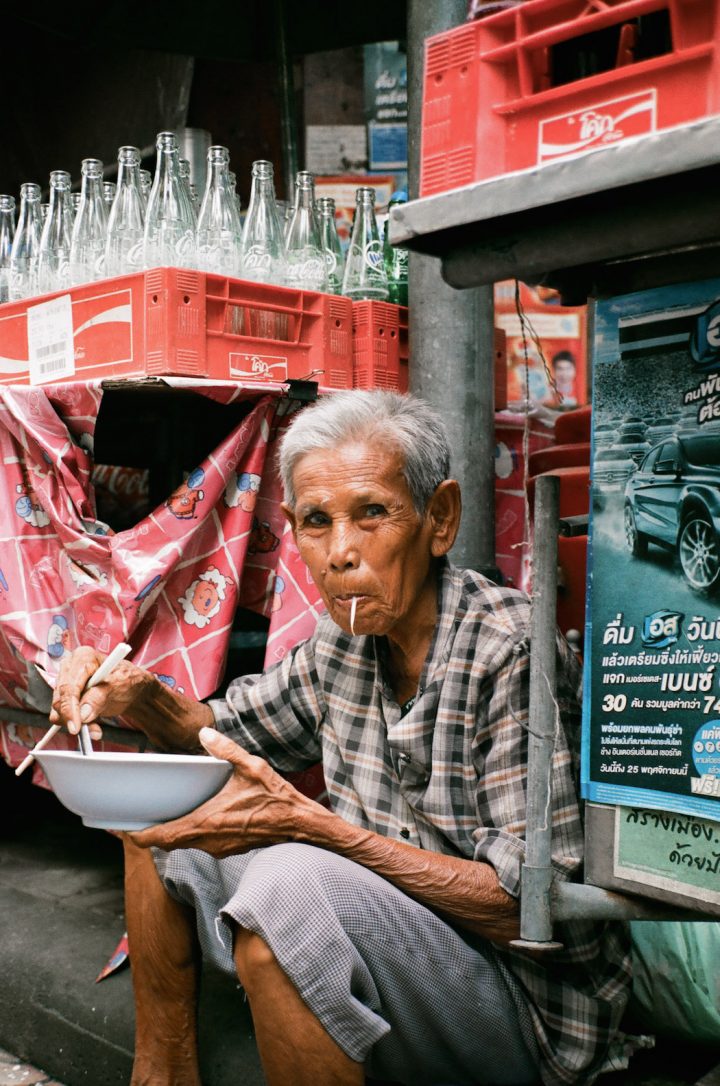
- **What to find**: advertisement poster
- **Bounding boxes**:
[583,277,720,822]
[494,281,588,409]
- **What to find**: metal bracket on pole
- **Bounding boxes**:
[511,474,564,952]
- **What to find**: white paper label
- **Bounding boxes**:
[28,294,75,385]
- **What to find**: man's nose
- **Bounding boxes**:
[327,522,360,571]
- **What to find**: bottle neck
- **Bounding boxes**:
[118,161,142,190]
[294,186,313,212]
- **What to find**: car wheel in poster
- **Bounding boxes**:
[679,513,720,594]
[624,503,647,558]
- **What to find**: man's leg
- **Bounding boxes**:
[123,836,202,1086]
[233,927,364,1086]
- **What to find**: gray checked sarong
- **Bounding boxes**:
[154,842,540,1086]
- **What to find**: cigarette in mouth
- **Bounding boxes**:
[350,596,358,636]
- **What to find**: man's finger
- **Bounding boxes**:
[198,726,246,765]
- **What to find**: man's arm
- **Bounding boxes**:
[132,728,520,947]
[304,802,520,944]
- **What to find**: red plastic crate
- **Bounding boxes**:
[352,300,406,391]
[0,268,354,390]
[421,0,720,194]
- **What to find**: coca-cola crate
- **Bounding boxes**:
[352,300,407,392]
[0,267,354,390]
[421,0,720,194]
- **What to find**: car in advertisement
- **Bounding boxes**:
[624,433,720,594]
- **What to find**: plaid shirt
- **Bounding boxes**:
[211,560,633,1085]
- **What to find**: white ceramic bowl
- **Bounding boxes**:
[34,750,233,831]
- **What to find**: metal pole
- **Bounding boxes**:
[406,0,498,577]
[275,0,299,201]
[512,474,563,949]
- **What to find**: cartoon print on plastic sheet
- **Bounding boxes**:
[47,614,74,659]
[224,471,261,513]
[14,482,50,527]
[248,516,280,555]
[177,566,230,630]
[154,672,186,696]
[0,381,325,776]
[166,467,205,520]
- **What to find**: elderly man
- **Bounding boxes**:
[51,390,632,1086]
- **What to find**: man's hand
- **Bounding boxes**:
[128,728,317,855]
[49,646,149,739]
[48,646,215,752]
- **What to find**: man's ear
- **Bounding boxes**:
[281,502,297,540]
[427,480,461,557]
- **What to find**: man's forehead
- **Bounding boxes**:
[292,440,409,502]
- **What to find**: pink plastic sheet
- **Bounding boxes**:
[0,379,325,784]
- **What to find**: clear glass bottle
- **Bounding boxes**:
[195,145,241,276]
[383,189,409,306]
[178,158,197,226]
[143,131,196,270]
[69,158,109,286]
[239,160,286,286]
[9,183,43,301]
[71,191,82,215]
[37,170,74,294]
[285,171,327,293]
[189,182,200,213]
[316,196,345,295]
[103,181,116,207]
[40,203,50,222]
[0,195,16,304]
[105,146,146,278]
[140,169,152,201]
[228,170,243,236]
[342,186,389,301]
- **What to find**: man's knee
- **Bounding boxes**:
[233,928,279,991]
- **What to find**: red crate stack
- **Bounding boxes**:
[0,268,354,390]
[420,0,720,195]
[351,300,408,392]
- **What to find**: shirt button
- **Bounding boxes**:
[400,827,410,839]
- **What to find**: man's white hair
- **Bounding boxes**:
[278,390,451,513]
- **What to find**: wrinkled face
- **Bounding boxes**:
[285,440,438,640]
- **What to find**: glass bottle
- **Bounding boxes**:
[103,181,116,207]
[71,192,82,215]
[285,171,327,293]
[69,158,109,286]
[37,170,74,294]
[9,183,42,301]
[189,182,200,213]
[342,187,389,301]
[41,203,50,222]
[316,196,345,296]
[0,195,16,304]
[383,189,409,306]
[105,146,146,278]
[228,170,243,238]
[143,131,196,270]
[239,160,286,286]
[178,158,197,226]
[139,169,152,201]
[195,145,240,276]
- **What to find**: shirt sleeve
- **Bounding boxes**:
[472,633,585,899]
[208,633,325,773]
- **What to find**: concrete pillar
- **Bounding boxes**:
[406,0,497,575]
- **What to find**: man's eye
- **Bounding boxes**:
[363,504,386,518]
[305,511,329,527]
